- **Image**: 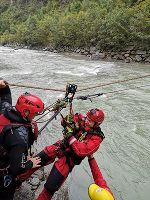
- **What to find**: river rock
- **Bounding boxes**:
[52,184,69,200]
[29,177,40,187]
[136,50,147,55]
[124,53,130,57]
[135,55,143,62]
[145,56,150,62]
[75,48,81,53]
[33,180,69,200]
[32,169,45,180]
[14,182,34,200]
[91,52,98,60]
[130,55,136,61]
[130,50,136,55]
[90,46,96,54]
[117,54,124,60]
[110,52,116,56]
[99,52,106,59]
[125,57,132,63]
[82,51,89,55]
[31,185,39,190]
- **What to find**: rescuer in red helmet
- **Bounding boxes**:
[86,108,104,128]
[0,79,44,200]
[18,108,105,200]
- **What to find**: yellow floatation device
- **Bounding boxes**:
[88,183,115,200]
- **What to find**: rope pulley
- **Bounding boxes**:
[65,83,77,101]
[76,93,104,102]
[38,83,77,134]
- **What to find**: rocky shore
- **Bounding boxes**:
[2,44,150,64]
[14,166,69,200]
[13,146,69,200]
[50,46,150,64]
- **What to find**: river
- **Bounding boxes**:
[0,46,150,200]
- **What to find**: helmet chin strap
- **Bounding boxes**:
[93,122,99,128]
[22,110,31,121]
[24,116,30,121]
[22,115,30,122]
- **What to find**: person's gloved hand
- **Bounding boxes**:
[66,114,74,124]
[61,114,74,128]
[64,125,74,138]
[62,114,75,138]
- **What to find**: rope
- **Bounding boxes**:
[8,74,150,93]
[76,84,150,101]
[77,74,150,92]
[104,84,150,96]
[9,83,65,92]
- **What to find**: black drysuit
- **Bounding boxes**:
[0,84,35,200]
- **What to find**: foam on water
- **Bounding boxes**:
[1,46,150,200]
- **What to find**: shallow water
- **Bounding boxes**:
[0,46,150,200]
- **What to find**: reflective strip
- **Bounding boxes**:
[69,137,76,145]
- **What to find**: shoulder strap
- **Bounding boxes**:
[93,127,105,140]
[0,115,11,157]
[0,114,11,133]
[0,114,32,145]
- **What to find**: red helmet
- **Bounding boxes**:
[16,93,44,121]
[86,108,104,124]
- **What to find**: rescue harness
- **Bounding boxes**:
[0,114,38,169]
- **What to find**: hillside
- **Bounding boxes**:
[0,0,150,51]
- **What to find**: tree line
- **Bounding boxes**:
[0,0,149,50]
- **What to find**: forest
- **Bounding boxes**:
[0,0,150,50]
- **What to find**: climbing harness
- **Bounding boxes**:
[0,165,12,188]
[3,174,12,187]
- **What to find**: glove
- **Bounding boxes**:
[62,114,74,127]
[64,125,74,138]
[62,114,74,138]
[66,114,74,123]
[61,114,74,128]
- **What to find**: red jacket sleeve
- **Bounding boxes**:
[68,135,102,157]
[88,158,113,195]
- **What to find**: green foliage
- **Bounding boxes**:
[0,0,9,13]
[0,0,149,50]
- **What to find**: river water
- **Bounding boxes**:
[0,46,150,200]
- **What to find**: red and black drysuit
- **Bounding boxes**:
[19,113,105,200]
[88,157,114,196]
[0,83,37,200]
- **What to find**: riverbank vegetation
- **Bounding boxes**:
[0,0,150,50]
